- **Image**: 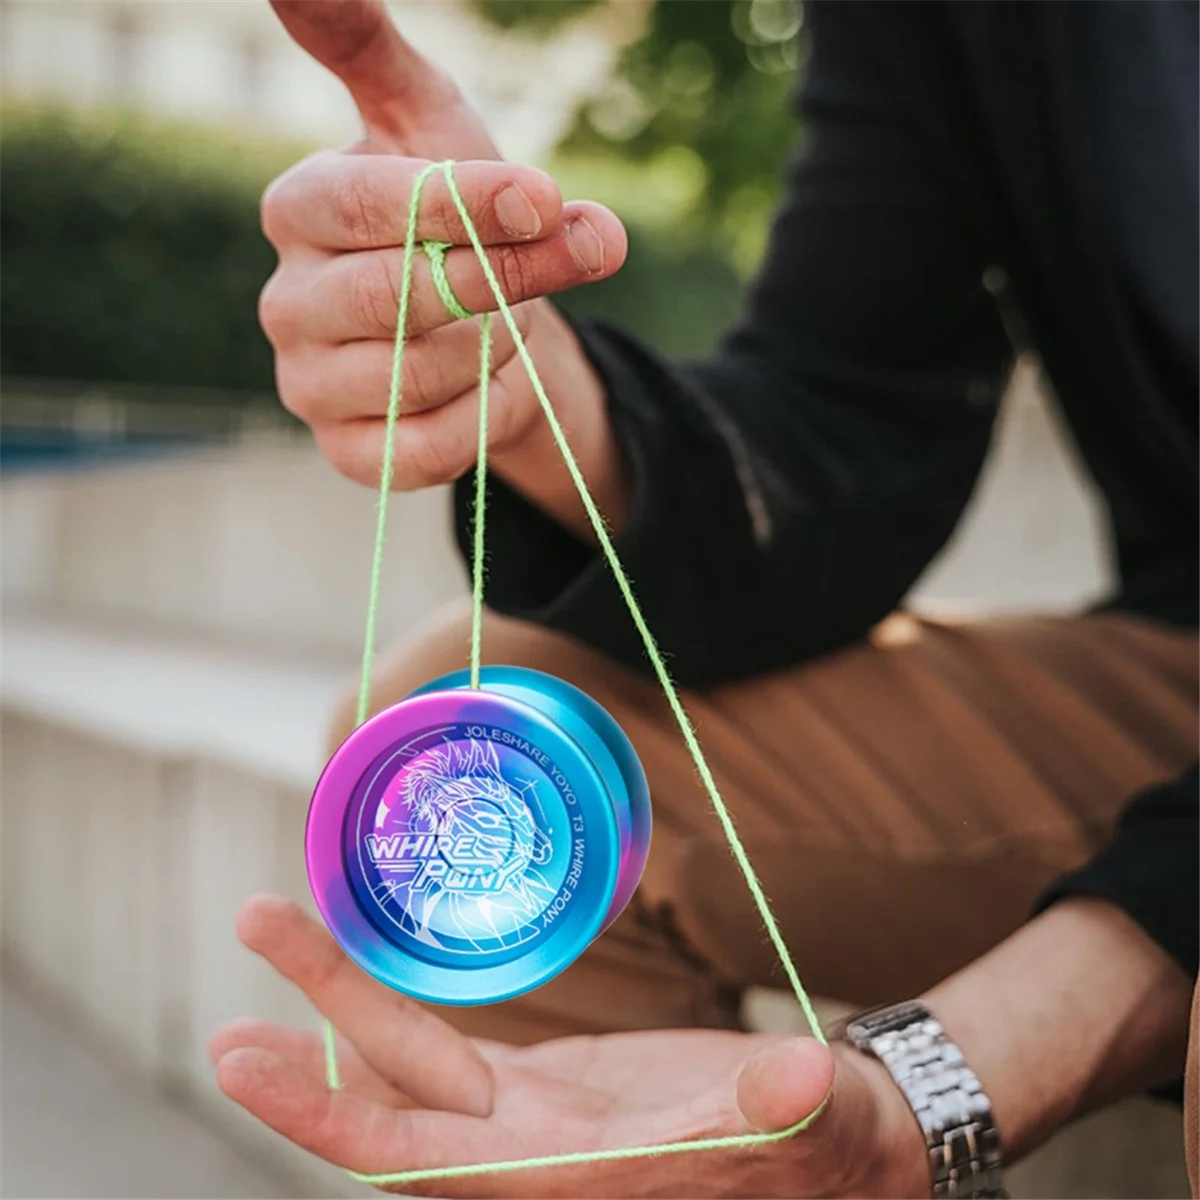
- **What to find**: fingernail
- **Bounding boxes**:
[566,216,605,275]
[494,184,541,238]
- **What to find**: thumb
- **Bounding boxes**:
[736,1038,835,1133]
[269,0,498,159]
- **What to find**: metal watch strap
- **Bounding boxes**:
[840,1000,1008,1199]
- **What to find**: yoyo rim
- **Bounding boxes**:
[307,688,620,1006]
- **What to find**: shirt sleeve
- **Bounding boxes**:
[455,0,1014,686]
[1037,765,1199,979]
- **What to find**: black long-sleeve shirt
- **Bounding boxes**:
[455,2,1199,977]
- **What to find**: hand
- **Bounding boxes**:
[262,1,632,536]
[211,896,929,1198]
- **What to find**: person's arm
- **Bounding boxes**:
[1037,765,1200,986]
[858,768,1200,1191]
[463,1,1015,685]
[1038,762,1200,1113]
[854,893,1197,1194]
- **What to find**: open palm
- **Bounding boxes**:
[210,896,902,1198]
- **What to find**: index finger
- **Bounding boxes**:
[215,1049,593,1195]
[263,153,563,251]
[236,894,495,1118]
[215,1047,489,1181]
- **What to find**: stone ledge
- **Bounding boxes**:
[1,609,349,789]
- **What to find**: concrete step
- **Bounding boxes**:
[1,435,468,661]
[1,978,298,1199]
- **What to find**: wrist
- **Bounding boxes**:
[921,898,1193,1163]
[490,303,630,541]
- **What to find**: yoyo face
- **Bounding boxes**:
[308,670,650,1005]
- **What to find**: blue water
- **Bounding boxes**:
[0,428,207,475]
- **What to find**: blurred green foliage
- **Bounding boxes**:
[474,0,606,36]
[1,1,805,391]
[0,102,292,392]
[489,0,806,275]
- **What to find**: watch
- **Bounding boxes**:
[838,1000,1008,1199]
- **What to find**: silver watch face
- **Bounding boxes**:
[844,1000,931,1052]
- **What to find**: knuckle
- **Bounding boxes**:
[258,268,297,347]
[349,256,399,339]
[407,426,460,486]
[260,151,328,246]
[274,356,318,421]
[260,172,298,247]
[259,181,289,247]
[331,166,383,246]
[492,245,536,303]
[489,376,532,453]
[403,343,446,412]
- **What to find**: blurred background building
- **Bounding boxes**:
[0,2,1184,1197]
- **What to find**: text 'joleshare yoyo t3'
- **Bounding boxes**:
[306,666,652,1005]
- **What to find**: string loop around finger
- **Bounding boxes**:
[421,239,474,321]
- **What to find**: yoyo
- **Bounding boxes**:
[306,665,651,1006]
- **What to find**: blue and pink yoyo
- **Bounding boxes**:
[306,667,651,1006]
